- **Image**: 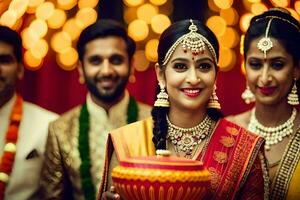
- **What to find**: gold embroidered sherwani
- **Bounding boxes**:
[39,91,151,200]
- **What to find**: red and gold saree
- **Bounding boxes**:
[98,118,267,200]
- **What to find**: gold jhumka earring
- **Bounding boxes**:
[257,18,274,59]
[208,85,221,110]
[288,78,299,105]
[241,85,255,104]
[154,82,170,107]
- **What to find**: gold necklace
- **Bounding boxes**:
[166,115,213,158]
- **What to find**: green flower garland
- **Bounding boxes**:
[79,96,138,200]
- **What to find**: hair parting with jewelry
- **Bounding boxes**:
[151,19,223,150]
[244,8,300,96]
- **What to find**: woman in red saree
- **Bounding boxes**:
[99,19,268,200]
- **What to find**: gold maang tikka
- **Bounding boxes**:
[257,18,274,59]
[162,19,218,66]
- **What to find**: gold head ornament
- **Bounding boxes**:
[162,19,218,66]
[257,18,274,59]
[256,9,300,59]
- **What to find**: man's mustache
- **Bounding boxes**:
[94,76,117,82]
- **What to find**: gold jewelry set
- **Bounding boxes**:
[154,19,221,110]
[153,20,219,158]
[248,107,297,150]
[166,115,213,158]
[242,13,300,106]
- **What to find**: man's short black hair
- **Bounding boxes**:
[0,26,22,62]
[77,19,136,61]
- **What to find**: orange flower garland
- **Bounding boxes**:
[0,95,22,199]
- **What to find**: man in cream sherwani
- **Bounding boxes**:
[39,19,152,199]
[0,26,58,200]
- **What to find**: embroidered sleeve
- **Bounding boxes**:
[38,123,66,199]
[237,154,266,200]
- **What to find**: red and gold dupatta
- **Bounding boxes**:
[98,118,266,200]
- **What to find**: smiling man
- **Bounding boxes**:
[39,19,151,200]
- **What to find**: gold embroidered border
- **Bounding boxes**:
[220,136,235,148]
[216,128,256,199]
[112,166,210,182]
[271,128,300,200]
[213,151,228,164]
[238,141,269,200]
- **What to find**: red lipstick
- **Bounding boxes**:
[182,89,201,98]
[258,86,276,95]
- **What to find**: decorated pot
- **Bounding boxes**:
[112,151,210,200]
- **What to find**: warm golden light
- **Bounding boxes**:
[57,47,78,70]
[134,50,150,71]
[9,0,29,18]
[123,0,144,7]
[57,0,77,10]
[248,0,261,3]
[0,10,17,27]
[240,34,245,55]
[78,0,99,9]
[241,60,246,75]
[137,3,158,24]
[242,0,253,11]
[29,39,48,59]
[251,3,268,15]
[29,19,48,38]
[76,8,98,29]
[151,14,170,34]
[36,1,54,20]
[206,16,227,36]
[63,18,83,41]
[128,19,149,41]
[0,0,11,16]
[219,47,236,71]
[213,0,233,9]
[24,50,43,69]
[208,0,220,12]
[124,7,137,24]
[218,27,239,48]
[149,0,167,6]
[26,6,36,14]
[159,0,173,16]
[28,0,44,8]
[47,9,66,29]
[295,1,300,15]
[220,7,239,26]
[21,28,39,49]
[145,39,159,62]
[240,13,254,33]
[51,31,72,53]
[11,17,23,31]
[286,8,300,21]
[270,0,289,7]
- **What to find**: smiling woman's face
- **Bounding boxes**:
[245,37,299,106]
[157,43,217,112]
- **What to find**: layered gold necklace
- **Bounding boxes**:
[166,115,213,158]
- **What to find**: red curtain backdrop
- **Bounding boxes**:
[19,55,252,116]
